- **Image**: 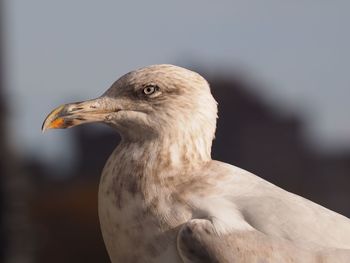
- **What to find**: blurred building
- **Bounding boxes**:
[18,71,350,262]
[209,75,350,215]
[1,2,36,262]
[0,0,6,259]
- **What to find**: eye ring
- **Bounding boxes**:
[143,85,157,95]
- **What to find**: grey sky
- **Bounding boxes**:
[4,0,350,163]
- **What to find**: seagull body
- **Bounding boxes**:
[43,65,350,262]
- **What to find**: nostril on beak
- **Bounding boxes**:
[71,107,84,111]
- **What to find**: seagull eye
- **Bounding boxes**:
[143,85,157,95]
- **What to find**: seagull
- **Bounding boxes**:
[42,64,350,262]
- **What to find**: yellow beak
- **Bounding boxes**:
[42,97,117,132]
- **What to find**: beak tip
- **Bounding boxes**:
[41,125,47,133]
[42,103,69,133]
[41,119,48,133]
[41,113,54,133]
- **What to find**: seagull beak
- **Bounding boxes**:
[42,97,117,132]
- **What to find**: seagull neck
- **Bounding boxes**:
[121,135,212,169]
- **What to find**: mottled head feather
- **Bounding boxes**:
[103,64,218,160]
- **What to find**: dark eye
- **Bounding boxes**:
[143,85,156,95]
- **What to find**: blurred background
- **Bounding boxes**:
[1,1,350,262]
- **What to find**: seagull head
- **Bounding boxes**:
[42,64,217,146]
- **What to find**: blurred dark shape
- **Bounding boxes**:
[74,126,120,179]
[22,70,350,262]
[2,2,35,261]
[2,2,35,258]
[26,127,117,263]
[209,75,350,215]
[0,0,6,260]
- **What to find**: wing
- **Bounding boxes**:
[177,219,350,263]
[198,161,350,249]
